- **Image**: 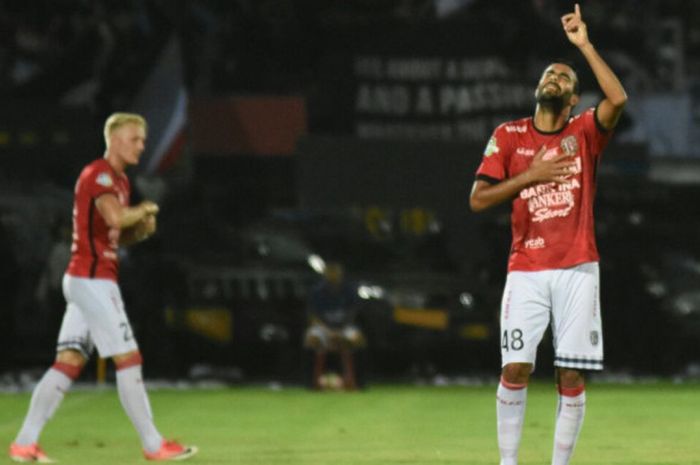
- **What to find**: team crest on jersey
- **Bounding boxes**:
[560,136,578,156]
[484,136,499,157]
[590,330,599,346]
[96,172,113,187]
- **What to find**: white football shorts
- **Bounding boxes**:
[57,275,139,358]
[500,261,603,371]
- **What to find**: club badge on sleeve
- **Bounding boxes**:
[96,172,113,187]
[484,136,499,157]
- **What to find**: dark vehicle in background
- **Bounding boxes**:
[155,208,497,382]
[594,180,700,375]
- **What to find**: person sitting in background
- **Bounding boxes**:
[304,262,365,390]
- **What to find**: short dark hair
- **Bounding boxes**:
[550,58,580,95]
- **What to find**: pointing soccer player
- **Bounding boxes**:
[469,4,626,465]
[10,113,198,462]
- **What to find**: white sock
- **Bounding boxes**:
[116,365,163,453]
[497,380,527,465]
[552,388,586,465]
[15,367,74,445]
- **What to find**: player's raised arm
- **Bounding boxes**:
[561,3,627,129]
[469,147,575,212]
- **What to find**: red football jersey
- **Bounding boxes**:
[66,158,130,281]
[475,106,612,272]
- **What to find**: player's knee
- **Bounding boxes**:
[501,363,532,385]
[557,368,584,388]
[56,349,87,367]
[54,350,87,380]
[113,350,143,371]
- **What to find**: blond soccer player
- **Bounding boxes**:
[10,113,198,462]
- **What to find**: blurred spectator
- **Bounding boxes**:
[303,262,366,390]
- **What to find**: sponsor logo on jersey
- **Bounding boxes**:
[569,156,582,175]
[484,136,499,157]
[542,147,560,160]
[96,172,113,187]
[519,178,581,223]
[528,190,574,222]
[516,147,535,156]
[505,124,527,133]
[560,135,578,156]
[524,236,545,249]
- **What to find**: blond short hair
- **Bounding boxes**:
[103,112,147,147]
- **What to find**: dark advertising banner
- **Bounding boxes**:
[310,21,552,144]
[352,54,532,142]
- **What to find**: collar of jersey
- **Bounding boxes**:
[530,117,570,136]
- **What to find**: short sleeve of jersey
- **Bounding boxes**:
[475,124,512,184]
[581,105,613,160]
[85,168,119,200]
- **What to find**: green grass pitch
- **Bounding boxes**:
[1,381,699,464]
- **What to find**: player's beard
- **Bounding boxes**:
[536,87,570,114]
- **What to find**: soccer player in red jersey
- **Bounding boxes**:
[470,5,626,465]
[10,113,198,462]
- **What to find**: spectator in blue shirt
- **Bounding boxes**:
[304,262,365,390]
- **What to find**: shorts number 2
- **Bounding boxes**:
[119,322,133,342]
